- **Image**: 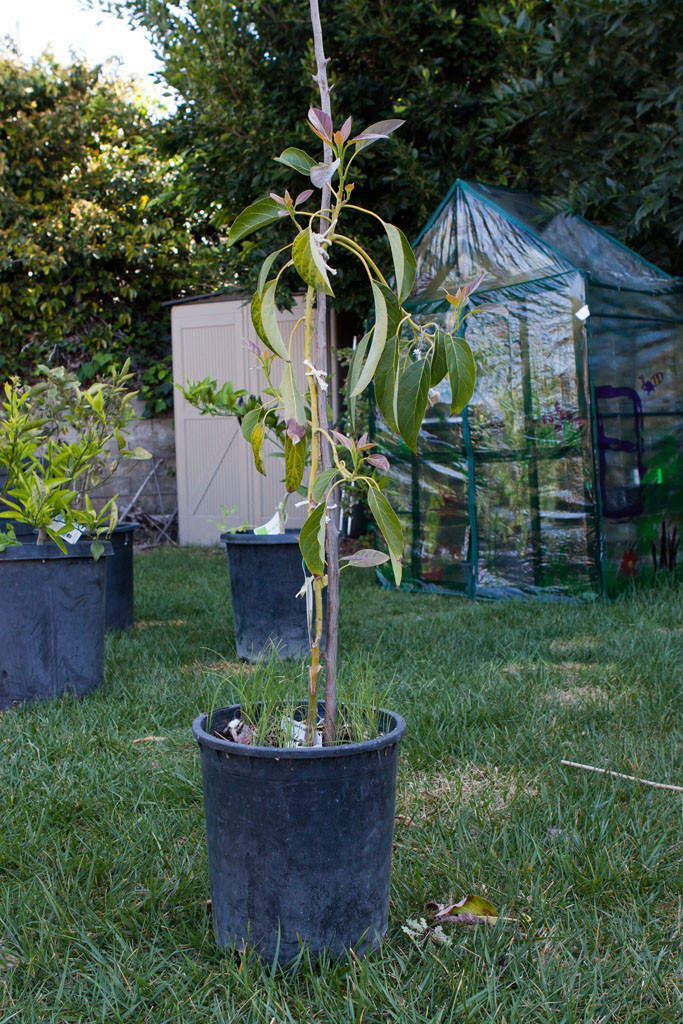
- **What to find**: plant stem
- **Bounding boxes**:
[310,0,338,745]
[277,493,287,534]
[304,284,323,742]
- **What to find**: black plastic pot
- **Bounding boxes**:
[105,522,138,631]
[221,530,324,660]
[0,540,112,709]
[193,703,406,962]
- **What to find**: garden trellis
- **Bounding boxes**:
[377,181,682,598]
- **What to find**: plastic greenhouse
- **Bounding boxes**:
[376,181,683,598]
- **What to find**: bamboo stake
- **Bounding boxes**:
[310,0,338,744]
[561,760,683,793]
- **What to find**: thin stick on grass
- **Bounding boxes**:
[561,759,683,793]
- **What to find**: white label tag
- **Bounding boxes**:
[48,518,84,545]
[253,509,285,535]
[575,304,590,321]
[279,715,323,747]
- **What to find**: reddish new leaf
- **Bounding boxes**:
[331,429,355,452]
[308,107,333,141]
[366,453,390,472]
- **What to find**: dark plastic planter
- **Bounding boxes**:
[193,703,406,962]
[0,540,112,709]
[105,521,138,631]
[221,530,324,660]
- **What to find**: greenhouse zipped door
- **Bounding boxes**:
[377,274,603,600]
[375,181,682,599]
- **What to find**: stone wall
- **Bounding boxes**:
[92,400,177,518]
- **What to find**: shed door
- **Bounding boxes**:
[172,296,309,545]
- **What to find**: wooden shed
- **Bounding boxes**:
[171,292,336,545]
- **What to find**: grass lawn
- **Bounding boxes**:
[1,546,682,1023]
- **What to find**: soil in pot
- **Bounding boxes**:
[0,540,111,708]
[221,530,326,660]
[193,701,406,963]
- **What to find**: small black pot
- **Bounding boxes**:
[0,540,111,709]
[221,530,324,660]
[193,703,406,962]
[105,522,138,631]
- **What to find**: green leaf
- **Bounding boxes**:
[127,446,152,460]
[374,334,399,433]
[90,539,105,561]
[292,227,334,296]
[311,467,338,504]
[274,147,316,176]
[444,333,476,414]
[367,486,402,588]
[229,197,283,245]
[44,527,68,554]
[430,330,448,386]
[240,407,261,442]
[299,502,326,575]
[280,362,306,433]
[377,282,404,342]
[284,434,306,493]
[251,289,268,347]
[257,250,281,297]
[340,549,390,568]
[350,281,388,397]
[384,223,417,304]
[251,420,266,475]
[396,358,430,452]
[259,281,290,360]
[346,330,371,433]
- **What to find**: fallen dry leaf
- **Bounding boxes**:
[428,893,499,926]
[133,736,168,744]
[401,918,452,947]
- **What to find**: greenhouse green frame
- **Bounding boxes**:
[376,181,683,598]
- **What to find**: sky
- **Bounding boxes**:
[1,0,175,107]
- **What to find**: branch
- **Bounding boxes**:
[561,760,683,793]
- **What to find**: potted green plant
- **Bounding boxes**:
[191,1,479,962]
[179,378,324,659]
[0,368,145,707]
[18,362,151,630]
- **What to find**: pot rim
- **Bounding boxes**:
[220,528,300,546]
[0,539,113,562]
[113,520,140,533]
[193,702,406,759]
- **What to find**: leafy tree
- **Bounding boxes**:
[96,0,681,298]
[0,52,227,410]
[92,0,537,322]
[482,0,683,277]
